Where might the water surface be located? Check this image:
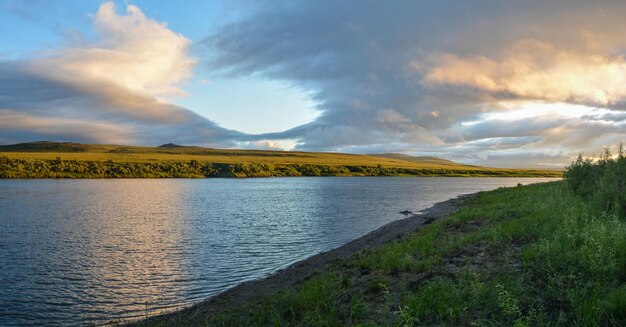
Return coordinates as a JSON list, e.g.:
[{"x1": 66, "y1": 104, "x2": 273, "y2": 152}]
[{"x1": 0, "y1": 177, "x2": 555, "y2": 325}]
